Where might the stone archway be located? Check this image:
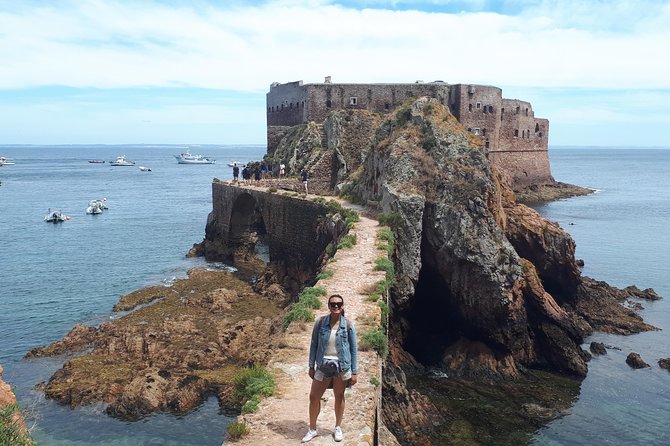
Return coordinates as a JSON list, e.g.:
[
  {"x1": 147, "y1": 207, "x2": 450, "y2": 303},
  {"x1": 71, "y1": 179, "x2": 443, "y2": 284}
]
[{"x1": 229, "y1": 193, "x2": 268, "y2": 263}]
